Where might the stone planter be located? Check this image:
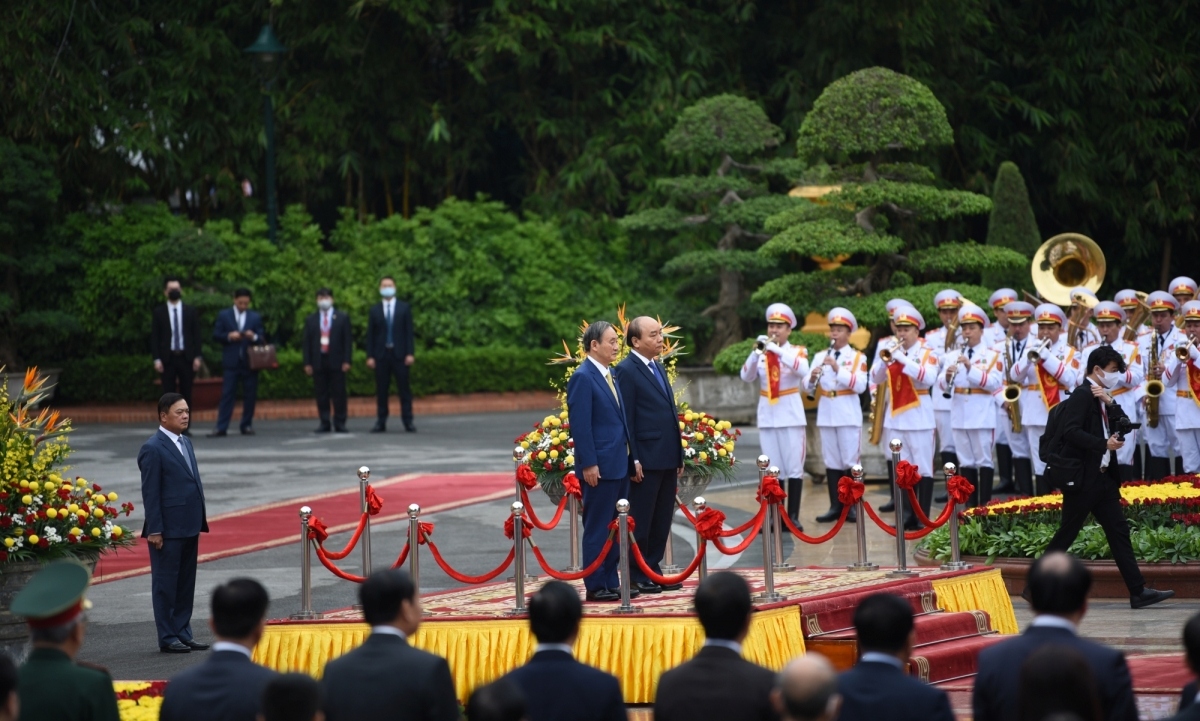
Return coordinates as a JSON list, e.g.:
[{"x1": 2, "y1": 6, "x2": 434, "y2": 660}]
[
  {"x1": 0, "y1": 560, "x2": 42, "y2": 660},
  {"x1": 677, "y1": 469, "x2": 713, "y2": 507},
  {"x1": 913, "y1": 546, "x2": 1200, "y2": 598},
  {"x1": 2, "y1": 368, "x2": 62, "y2": 407}
]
